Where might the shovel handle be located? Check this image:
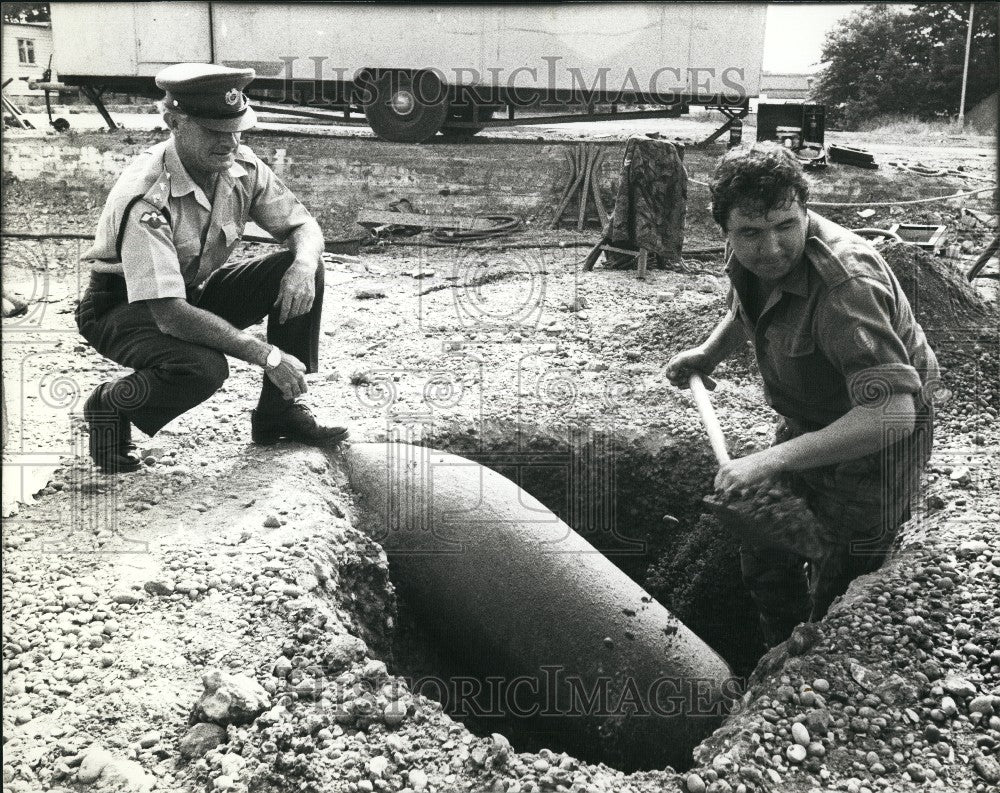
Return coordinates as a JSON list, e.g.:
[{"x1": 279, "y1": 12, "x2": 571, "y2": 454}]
[{"x1": 689, "y1": 373, "x2": 731, "y2": 465}]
